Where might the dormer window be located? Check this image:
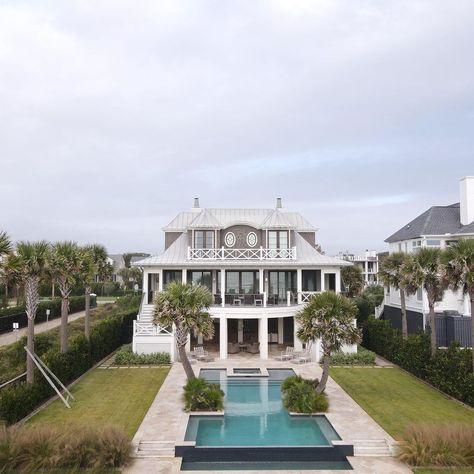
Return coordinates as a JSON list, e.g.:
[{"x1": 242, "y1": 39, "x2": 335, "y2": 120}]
[
  {"x1": 268, "y1": 230, "x2": 289, "y2": 249},
  {"x1": 195, "y1": 230, "x2": 214, "y2": 249}
]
